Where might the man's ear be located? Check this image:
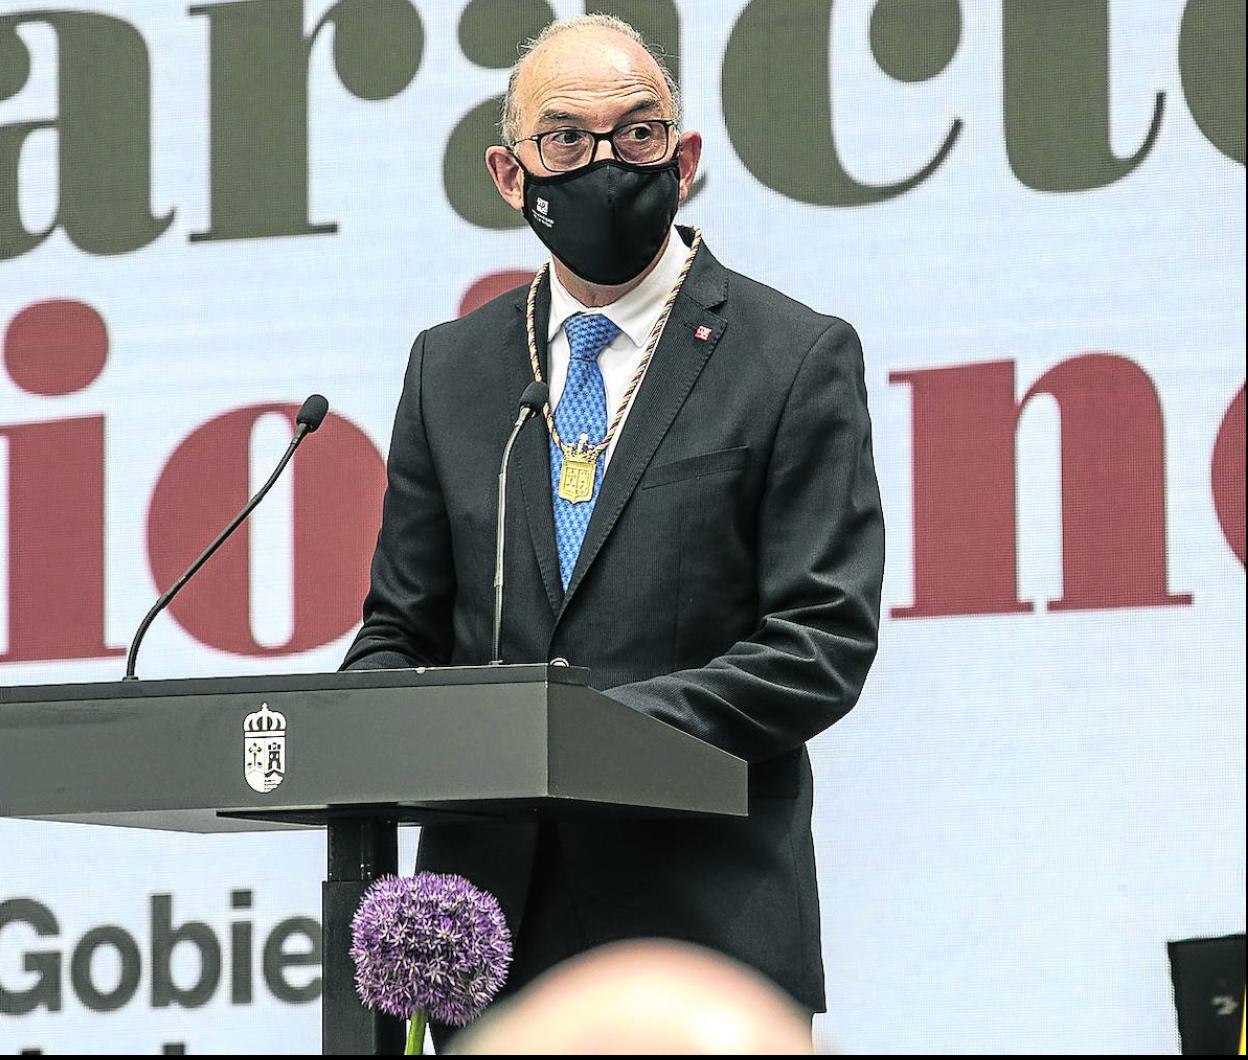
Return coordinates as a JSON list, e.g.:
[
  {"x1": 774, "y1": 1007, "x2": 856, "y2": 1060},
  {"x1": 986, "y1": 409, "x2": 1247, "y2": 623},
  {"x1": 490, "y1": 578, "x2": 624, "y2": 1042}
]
[
  {"x1": 675, "y1": 131, "x2": 702, "y2": 204},
  {"x1": 486, "y1": 146, "x2": 525, "y2": 212}
]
